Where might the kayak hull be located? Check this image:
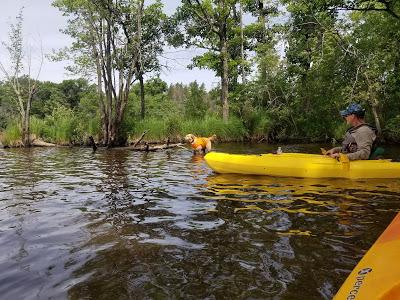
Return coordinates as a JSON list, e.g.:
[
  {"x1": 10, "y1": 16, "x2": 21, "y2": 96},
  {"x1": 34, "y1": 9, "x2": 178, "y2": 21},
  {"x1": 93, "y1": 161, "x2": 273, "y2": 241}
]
[
  {"x1": 204, "y1": 152, "x2": 400, "y2": 179},
  {"x1": 334, "y1": 213, "x2": 400, "y2": 299}
]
